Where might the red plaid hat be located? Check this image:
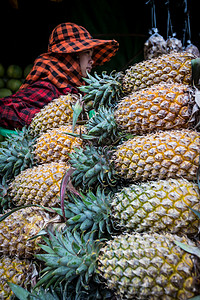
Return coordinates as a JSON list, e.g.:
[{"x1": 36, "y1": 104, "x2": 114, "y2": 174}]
[
  {"x1": 48, "y1": 22, "x2": 119, "y2": 66},
  {"x1": 20, "y1": 23, "x2": 119, "y2": 91}
]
